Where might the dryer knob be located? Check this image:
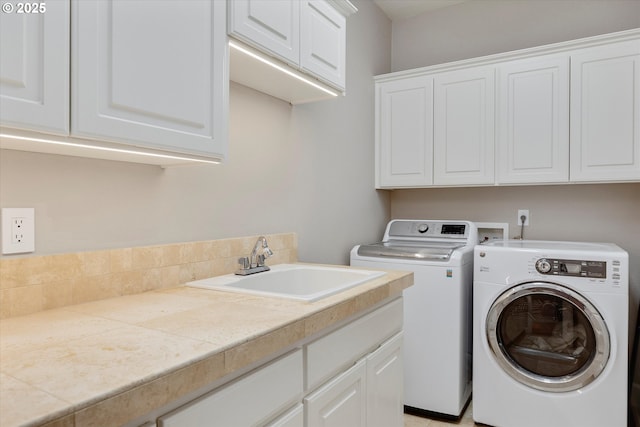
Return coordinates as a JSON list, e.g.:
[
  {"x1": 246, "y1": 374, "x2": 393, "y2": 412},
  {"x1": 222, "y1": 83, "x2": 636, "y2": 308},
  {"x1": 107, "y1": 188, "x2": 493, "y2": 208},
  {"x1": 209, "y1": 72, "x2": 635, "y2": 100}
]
[
  {"x1": 535, "y1": 259, "x2": 552, "y2": 274},
  {"x1": 417, "y1": 224, "x2": 429, "y2": 233}
]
